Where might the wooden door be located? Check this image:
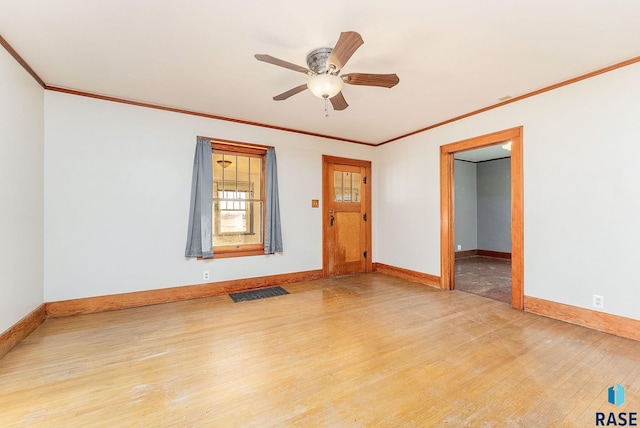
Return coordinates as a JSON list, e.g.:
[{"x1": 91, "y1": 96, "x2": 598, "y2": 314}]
[{"x1": 323, "y1": 156, "x2": 372, "y2": 277}]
